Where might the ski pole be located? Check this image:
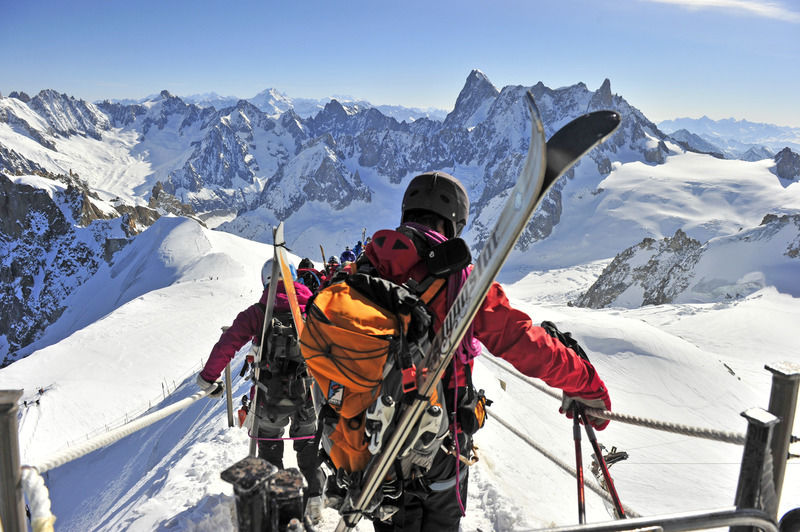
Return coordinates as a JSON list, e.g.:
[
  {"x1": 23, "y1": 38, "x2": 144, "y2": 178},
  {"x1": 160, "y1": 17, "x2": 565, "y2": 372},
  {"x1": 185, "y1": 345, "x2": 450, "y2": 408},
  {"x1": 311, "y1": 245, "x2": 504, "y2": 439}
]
[
  {"x1": 579, "y1": 408, "x2": 626, "y2": 519},
  {"x1": 573, "y1": 403, "x2": 586, "y2": 524}
]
